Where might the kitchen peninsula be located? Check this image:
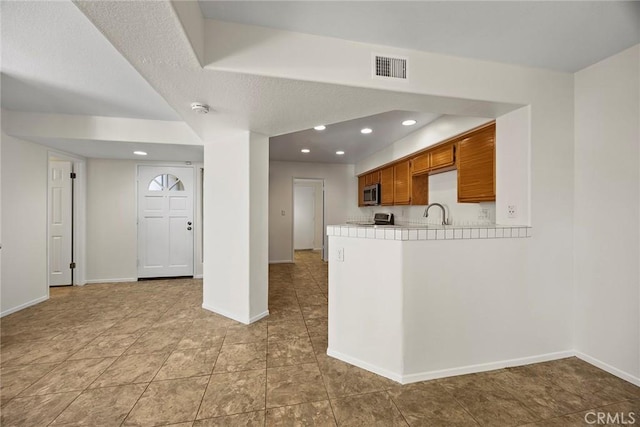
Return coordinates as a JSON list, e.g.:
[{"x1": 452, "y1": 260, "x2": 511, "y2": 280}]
[{"x1": 326, "y1": 223, "x2": 536, "y2": 385}]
